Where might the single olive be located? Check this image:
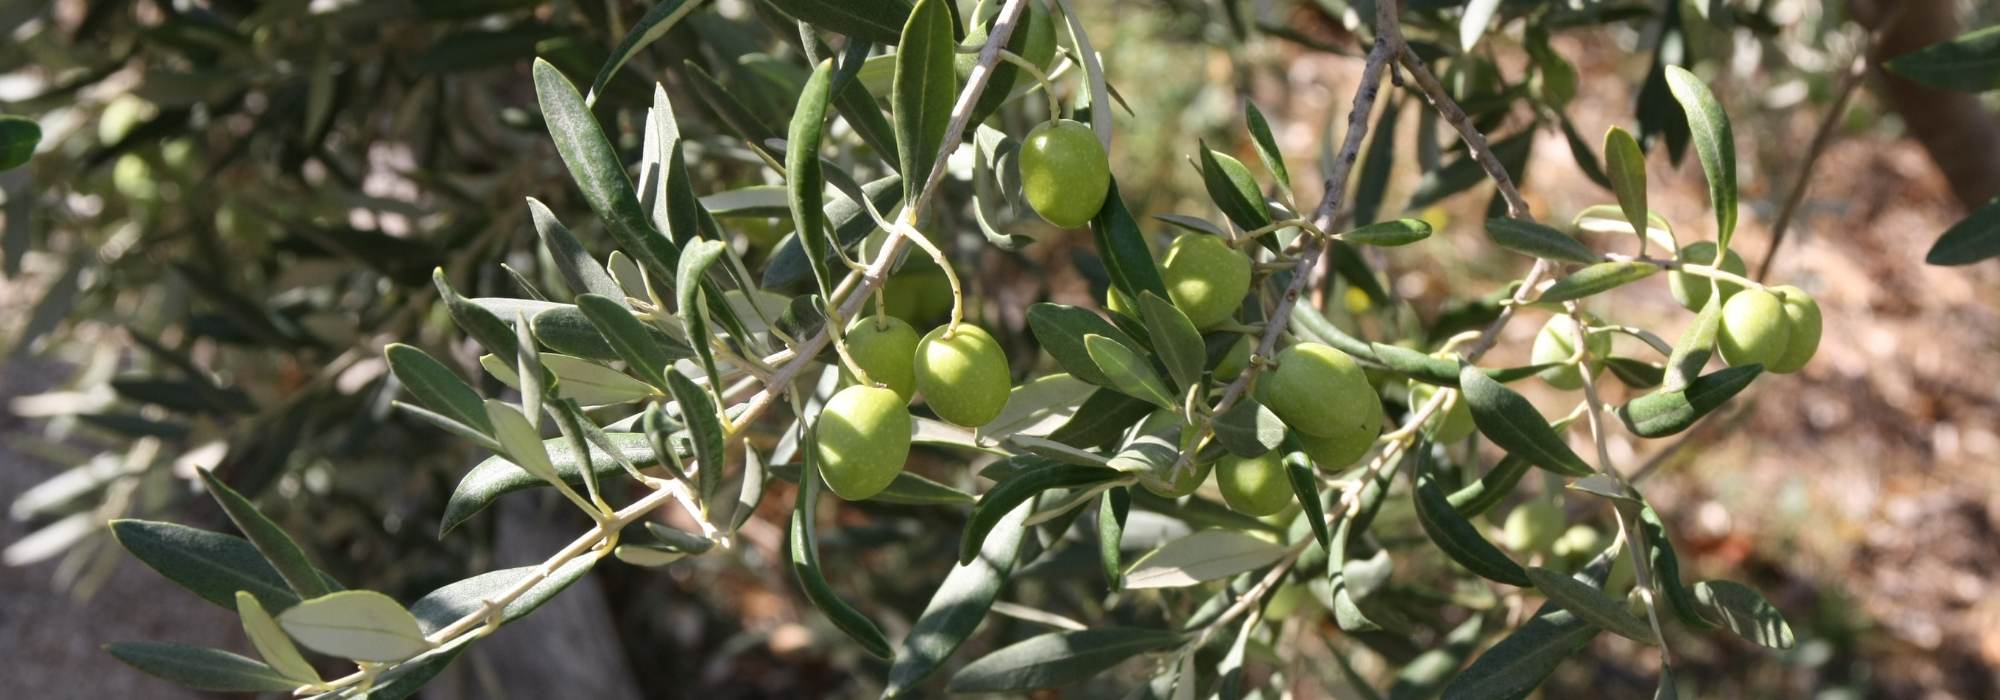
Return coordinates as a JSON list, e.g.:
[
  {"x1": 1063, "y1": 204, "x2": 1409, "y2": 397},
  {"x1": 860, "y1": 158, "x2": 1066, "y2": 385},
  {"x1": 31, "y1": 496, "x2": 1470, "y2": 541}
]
[
  {"x1": 1255, "y1": 343, "x2": 1383, "y2": 446},
  {"x1": 1767, "y1": 285, "x2": 1821, "y2": 374},
  {"x1": 1162, "y1": 234, "x2": 1252, "y2": 329},
  {"x1": 913, "y1": 323, "x2": 1012, "y2": 427},
  {"x1": 1551, "y1": 524, "x2": 1606, "y2": 564},
  {"x1": 815, "y1": 385, "x2": 914, "y2": 501},
  {"x1": 1501, "y1": 499, "x2": 1566, "y2": 554},
  {"x1": 1213, "y1": 335, "x2": 1253, "y2": 382},
  {"x1": 1408, "y1": 380, "x2": 1475, "y2": 443},
  {"x1": 1669, "y1": 241, "x2": 1748, "y2": 312},
  {"x1": 844, "y1": 315, "x2": 919, "y2": 400},
  {"x1": 1717, "y1": 288, "x2": 1791, "y2": 368},
  {"x1": 1217, "y1": 451, "x2": 1292, "y2": 516},
  {"x1": 1019, "y1": 119, "x2": 1111, "y2": 228},
  {"x1": 1531, "y1": 315, "x2": 1613, "y2": 390}
]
